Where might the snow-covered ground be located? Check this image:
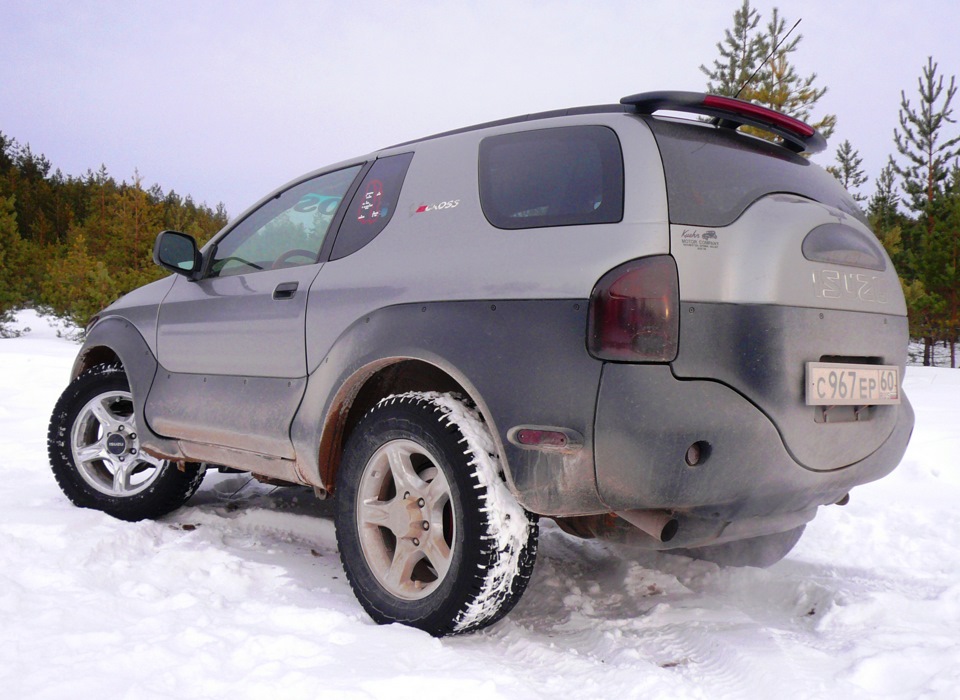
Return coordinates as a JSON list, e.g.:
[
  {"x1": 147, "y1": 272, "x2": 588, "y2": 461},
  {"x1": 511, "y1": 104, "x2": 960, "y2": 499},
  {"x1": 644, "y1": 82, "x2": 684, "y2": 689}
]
[{"x1": 2, "y1": 309, "x2": 959, "y2": 699}]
